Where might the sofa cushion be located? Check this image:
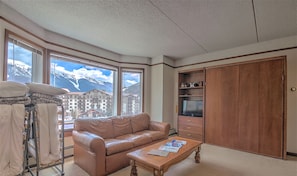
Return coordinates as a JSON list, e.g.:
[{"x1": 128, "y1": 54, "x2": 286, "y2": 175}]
[
  {"x1": 104, "y1": 139, "x2": 134, "y2": 155},
  {"x1": 134, "y1": 130, "x2": 166, "y2": 141},
  {"x1": 116, "y1": 134, "x2": 152, "y2": 147},
  {"x1": 112, "y1": 117, "x2": 132, "y2": 137},
  {"x1": 130, "y1": 113, "x2": 150, "y2": 133},
  {"x1": 74, "y1": 118, "x2": 114, "y2": 139}
]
